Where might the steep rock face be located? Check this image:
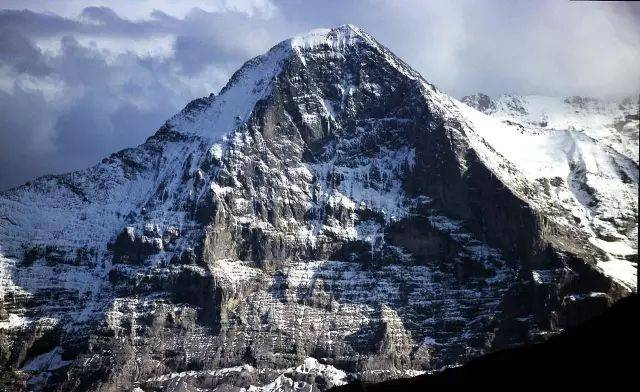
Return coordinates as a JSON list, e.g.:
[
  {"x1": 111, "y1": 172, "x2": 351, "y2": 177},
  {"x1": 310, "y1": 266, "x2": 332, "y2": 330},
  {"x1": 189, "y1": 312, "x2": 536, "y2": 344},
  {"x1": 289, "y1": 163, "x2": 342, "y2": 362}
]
[{"x1": 1, "y1": 25, "x2": 637, "y2": 391}]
